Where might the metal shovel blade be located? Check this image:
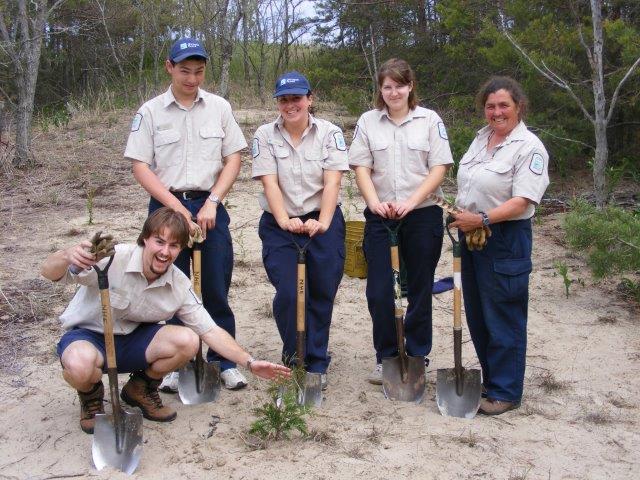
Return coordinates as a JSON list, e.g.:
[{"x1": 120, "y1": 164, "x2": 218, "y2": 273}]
[
  {"x1": 382, "y1": 355, "x2": 426, "y2": 403},
  {"x1": 298, "y1": 372, "x2": 323, "y2": 408},
  {"x1": 92, "y1": 409, "x2": 143, "y2": 474},
  {"x1": 435, "y1": 367, "x2": 482, "y2": 418},
  {"x1": 178, "y1": 360, "x2": 221, "y2": 405}
]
